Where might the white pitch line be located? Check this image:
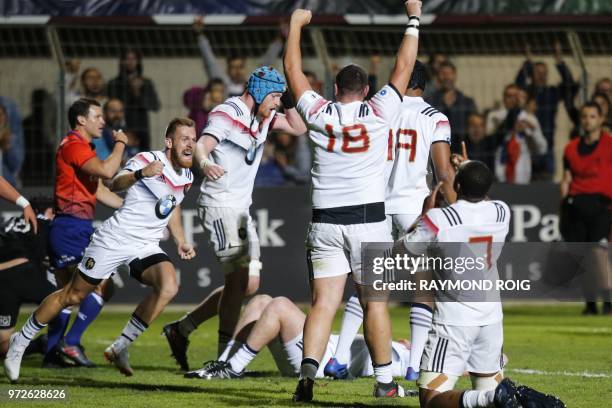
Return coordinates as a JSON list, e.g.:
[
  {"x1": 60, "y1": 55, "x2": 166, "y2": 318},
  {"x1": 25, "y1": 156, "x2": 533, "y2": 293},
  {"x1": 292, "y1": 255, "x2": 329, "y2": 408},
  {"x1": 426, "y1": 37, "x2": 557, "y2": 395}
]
[{"x1": 507, "y1": 368, "x2": 610, "y2": 378}]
